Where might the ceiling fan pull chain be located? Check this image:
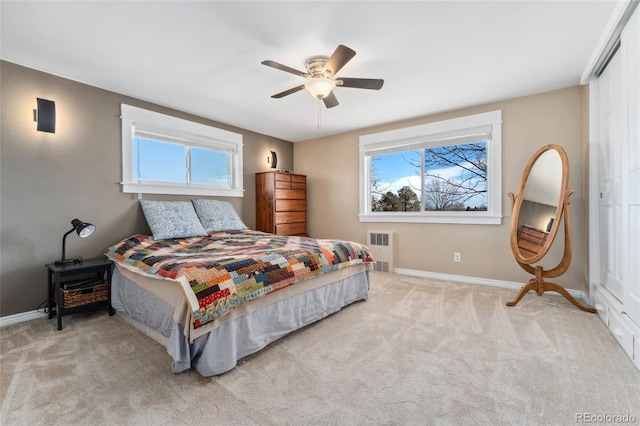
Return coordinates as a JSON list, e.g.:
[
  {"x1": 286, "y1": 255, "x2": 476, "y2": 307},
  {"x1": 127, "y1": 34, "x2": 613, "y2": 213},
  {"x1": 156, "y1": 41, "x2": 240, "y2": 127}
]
[{"x1": 317, "y1": 98, "x2": 322, "y2": 132}]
